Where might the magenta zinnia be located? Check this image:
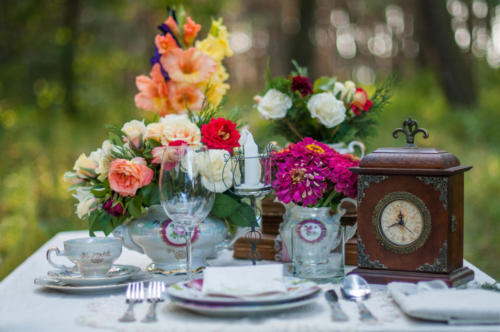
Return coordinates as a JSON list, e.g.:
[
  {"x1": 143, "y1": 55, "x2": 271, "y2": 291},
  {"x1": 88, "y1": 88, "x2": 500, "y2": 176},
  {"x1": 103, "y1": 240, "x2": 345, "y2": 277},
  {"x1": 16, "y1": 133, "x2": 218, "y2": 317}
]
[{"x1": 272, "y1": 137, "x2": 359, "y2": 207}]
